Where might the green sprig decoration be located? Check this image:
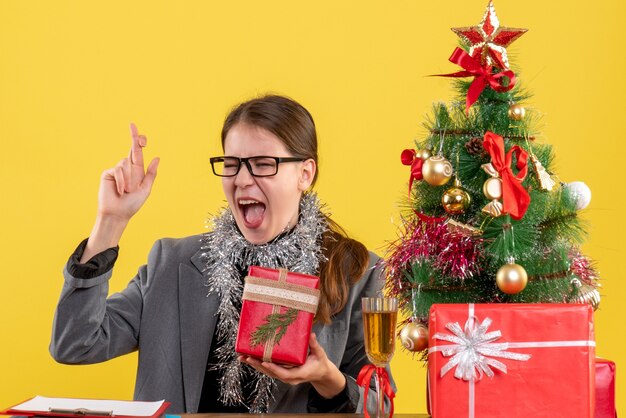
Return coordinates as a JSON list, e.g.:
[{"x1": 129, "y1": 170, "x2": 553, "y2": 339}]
[{"x1": 250, "y1": 308, "x2": 298, "y2": 348}]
